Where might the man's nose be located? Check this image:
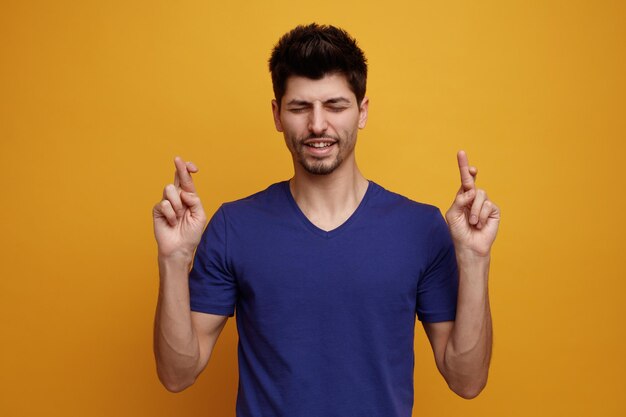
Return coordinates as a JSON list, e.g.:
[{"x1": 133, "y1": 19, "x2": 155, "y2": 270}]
[{"x1": 307, "y1": 105, "x2": 328, "y2": 135}]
